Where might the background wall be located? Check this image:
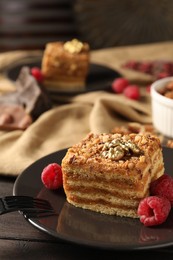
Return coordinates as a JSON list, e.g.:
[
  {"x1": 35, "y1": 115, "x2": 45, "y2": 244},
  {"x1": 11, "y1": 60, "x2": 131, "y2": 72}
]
[
  {"x1": 74, "y1": 0, "x2": 173, "y2": 49},
  {"x1": 1, "y1": 0, "x2": 173, "y2": 51}
]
